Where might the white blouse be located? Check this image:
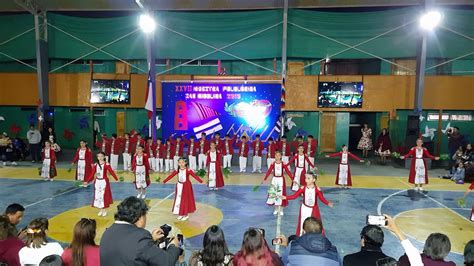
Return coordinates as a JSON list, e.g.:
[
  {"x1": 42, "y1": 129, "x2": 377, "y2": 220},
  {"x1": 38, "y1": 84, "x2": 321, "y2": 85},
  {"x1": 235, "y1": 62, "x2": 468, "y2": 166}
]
[{"x1": 19, "y1": 242, "x2": 64, "y2": 265}]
